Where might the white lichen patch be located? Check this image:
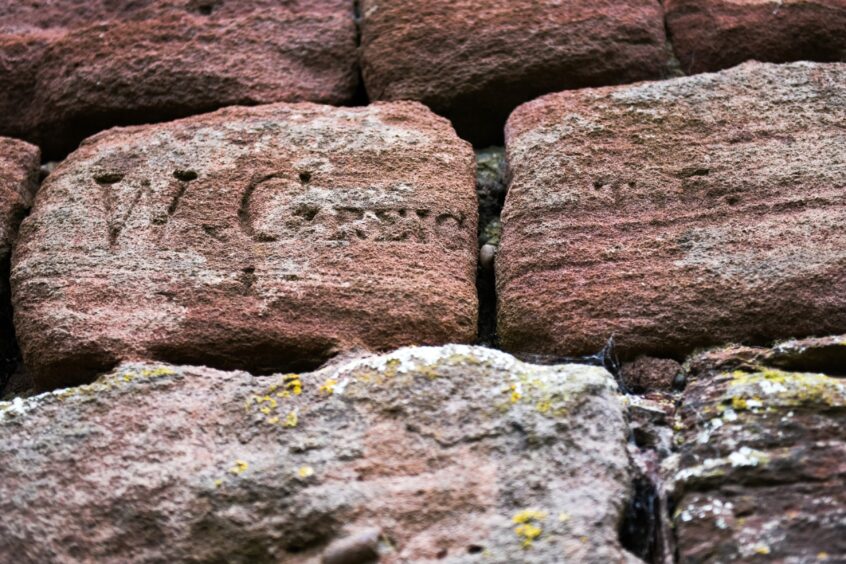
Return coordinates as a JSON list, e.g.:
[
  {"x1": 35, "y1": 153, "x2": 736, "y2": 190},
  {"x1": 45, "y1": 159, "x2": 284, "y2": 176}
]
[
  {"x1": 0, "y1": 363, "x2": 179, "y2": 422},
  {"x1": 673, "y1": 447, "x2": 770, "y2": 486},
  {"x1": 323, "y1": 345, "x2": 618, "y2": 415}
]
